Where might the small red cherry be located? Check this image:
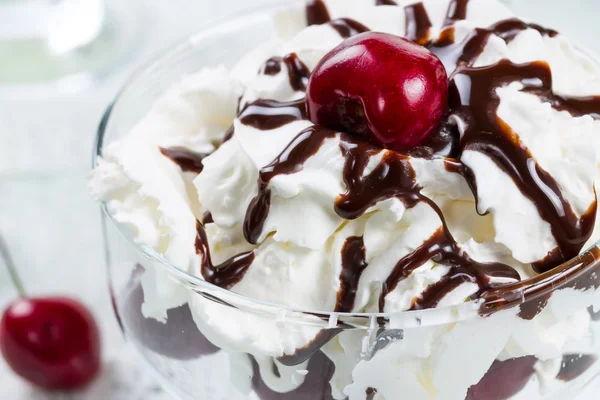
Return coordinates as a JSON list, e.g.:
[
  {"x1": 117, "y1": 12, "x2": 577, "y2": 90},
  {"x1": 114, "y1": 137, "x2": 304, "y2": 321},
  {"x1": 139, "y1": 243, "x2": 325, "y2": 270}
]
[
  {"x1": 0, "y1": 236, "x2": 101, "y2": 391},
  {"x1": 306, "y1": 32, "x2": 448, "y2": 150},
  {"x1": 1, "y1": 298, "x2": 101, "y2": 390}
]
